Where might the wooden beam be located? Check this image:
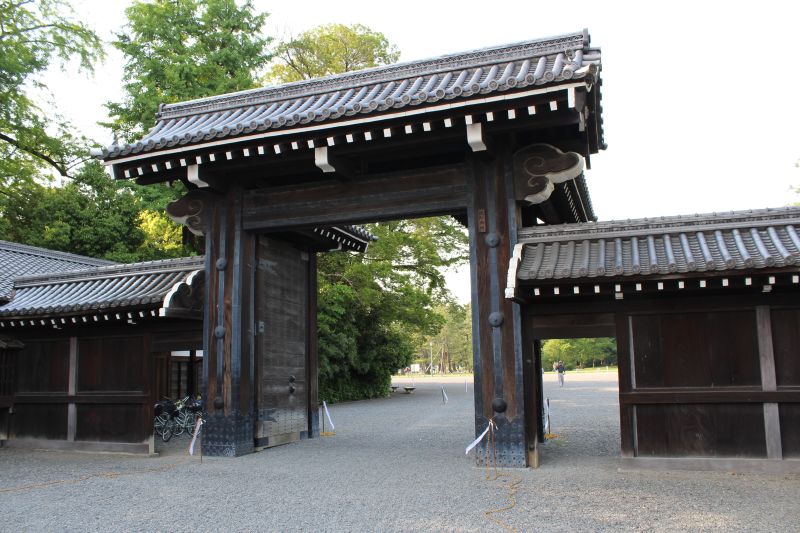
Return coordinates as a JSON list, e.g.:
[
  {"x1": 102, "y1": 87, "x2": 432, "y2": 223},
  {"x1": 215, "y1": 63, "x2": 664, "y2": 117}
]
[
  {"x1": 531, "y1": 313, "x2": 616, "y2": 339},
  {"x1": 67, "y1": 336, "x2": 77, "y2": 442},
  {"x1": 242, "y1": 166, "x2": 468, "y2": 230},
  {"x1": 756, "y1": 305, "x2": 783, "y2": 459},
  {"x1": 619, "y1": 389, "x2": 800, "y2": 404}
]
